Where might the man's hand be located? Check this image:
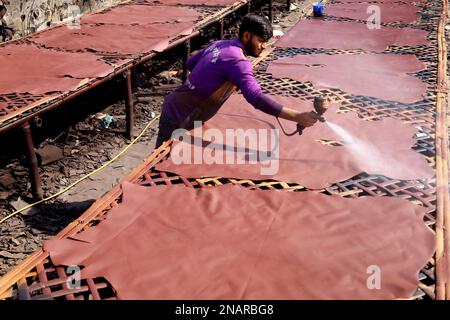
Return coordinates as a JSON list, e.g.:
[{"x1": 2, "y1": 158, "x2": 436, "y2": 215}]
[
  {"x1": 278, "y1": 107, "x2": 324, "y2": 128},
  {"x1": 295, "y1": 111, "x2": 323, "y2": 127}
]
